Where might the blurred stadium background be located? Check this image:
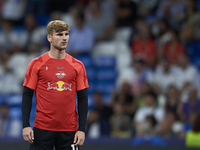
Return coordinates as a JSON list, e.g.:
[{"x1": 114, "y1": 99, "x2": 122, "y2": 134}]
[{"x1": 1, "y1": 0, "x2": 200, "y2": 149}]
